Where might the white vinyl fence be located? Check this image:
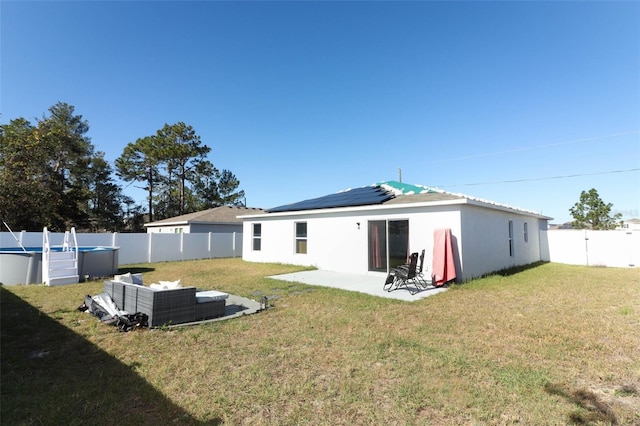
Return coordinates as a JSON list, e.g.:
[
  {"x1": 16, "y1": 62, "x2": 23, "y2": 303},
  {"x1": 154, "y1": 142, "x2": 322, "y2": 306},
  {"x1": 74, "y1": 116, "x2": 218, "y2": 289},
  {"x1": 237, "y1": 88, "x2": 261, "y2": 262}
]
[
  {"x1": 544, "y1": 230, "x2": 639, "y2": 268},
  {"x1": 0, "y1": 231, "x2": 243, "y2": 266},
  {"x1": 1, "y1": 229, "x2": 637, "y2": 269}
]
